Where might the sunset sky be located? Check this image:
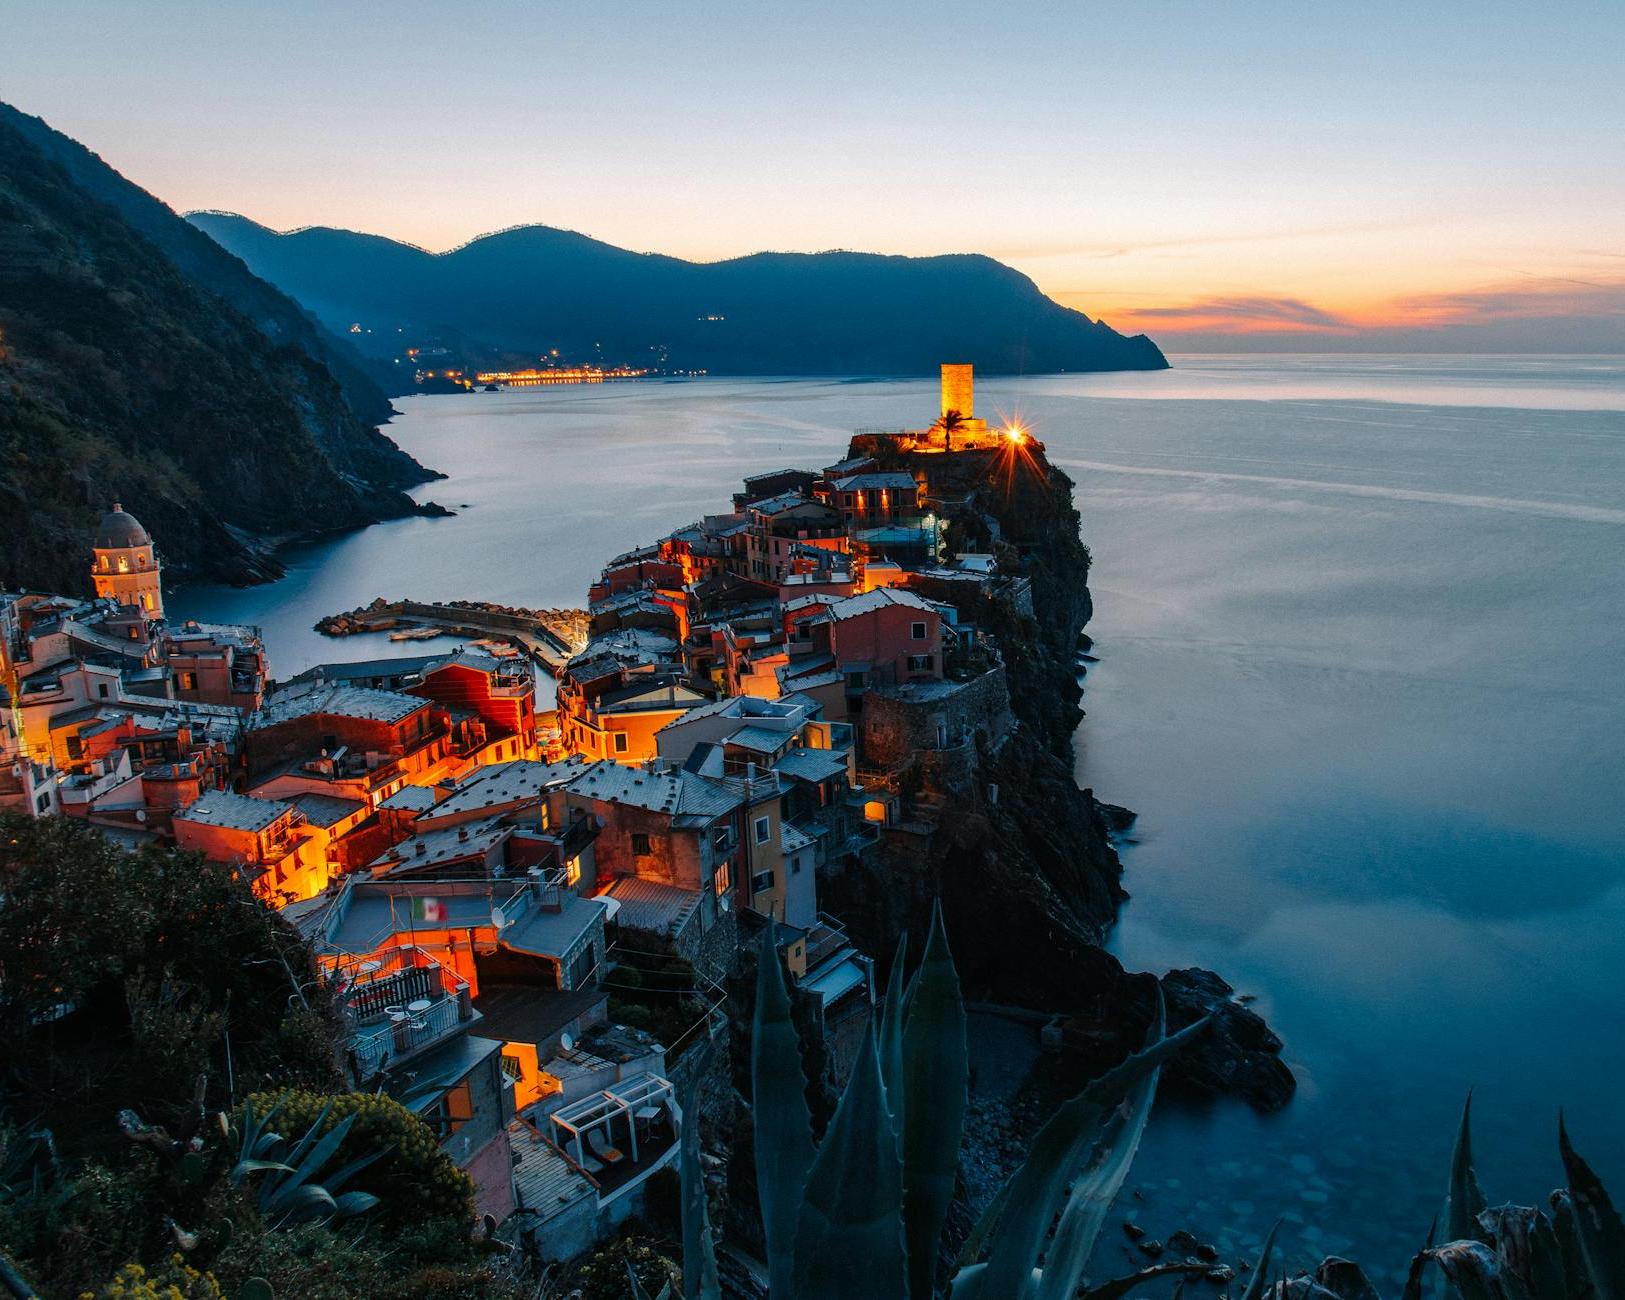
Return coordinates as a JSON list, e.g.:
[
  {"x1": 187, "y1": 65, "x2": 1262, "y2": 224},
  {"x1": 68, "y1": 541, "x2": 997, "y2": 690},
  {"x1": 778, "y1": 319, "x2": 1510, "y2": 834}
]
[{"x1": 6, "y1": 0, "x2": 1622, "y2": 350}]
